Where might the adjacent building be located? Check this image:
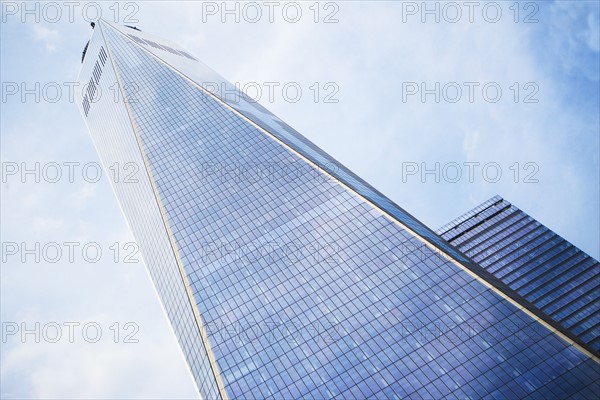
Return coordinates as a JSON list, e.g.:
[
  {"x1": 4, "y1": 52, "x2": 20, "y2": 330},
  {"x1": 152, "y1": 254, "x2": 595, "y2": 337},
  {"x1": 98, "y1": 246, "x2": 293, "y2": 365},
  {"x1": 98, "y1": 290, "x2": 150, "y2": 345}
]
[
  {"x1": 77, "y1": 21, "x2": 599, "y2": 399},
  {"x1": 437, "y1": 195, "x2": 600, "y2": 355}
]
